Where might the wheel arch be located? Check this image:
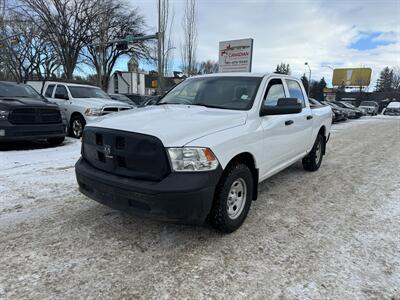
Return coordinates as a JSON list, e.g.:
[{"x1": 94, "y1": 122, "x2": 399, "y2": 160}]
[
  {"x1": 318, "y1": 125, "x2": 327, "y2": 155},
  {"x1": 70, "y1": 111, "x2": 85, "y2": 124},
  {"x1": 223, "y1": 152, "x2": 259, "y2": 200}
]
